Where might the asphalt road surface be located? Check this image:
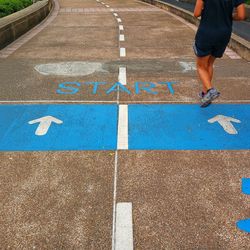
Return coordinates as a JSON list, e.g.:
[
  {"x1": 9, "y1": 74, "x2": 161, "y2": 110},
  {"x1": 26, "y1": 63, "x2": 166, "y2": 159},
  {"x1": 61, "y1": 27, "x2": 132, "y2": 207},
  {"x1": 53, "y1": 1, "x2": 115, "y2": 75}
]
[{"x1": 0, "y1": 0, "x2": 250, "y2": 249}]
